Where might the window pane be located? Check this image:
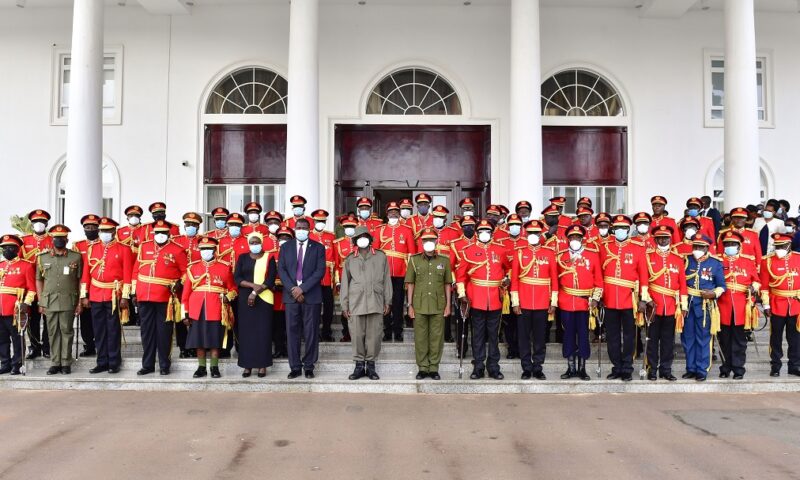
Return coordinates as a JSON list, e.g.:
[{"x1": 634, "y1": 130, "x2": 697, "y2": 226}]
[
  {"x1": 711, "y1": 109, "x2": 723, "y2": 119},
  {"x1": 578, "y1": 186, "x2": 601, "y2": 212},
  {"x1": 603, "y1": 187, "x2": 626, "y2": 214},
  {"x1": 104, "y1": 56, "x2": 115, "y2": 66},
  {"x1": 102, "y1": 198, "x2": 113, "y2": 218},
  {"x1": 711, "y1": 59, "x2": 724, "y2": 68},
  {"x1": 756, "y1": 73, "x2": 763, "y2": 108},
  {"x1": 102, "y1": 69, "x2": 115, "y2": 106},
  {"x1": 711, "y1": 72, "x2": 724, "y2": 107},
  {"x1": 227, "y1": 185, "x2": 245, "y2": 213},
  {"x1": 206, "y1": 186, "x2": 226, "y2": 212},
  {"x1": 551, "y1": 186, "x2": 578, "y2": 214},
  {"x1": 758, "y1": 110, "x2": 765, "y2": 121}
]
